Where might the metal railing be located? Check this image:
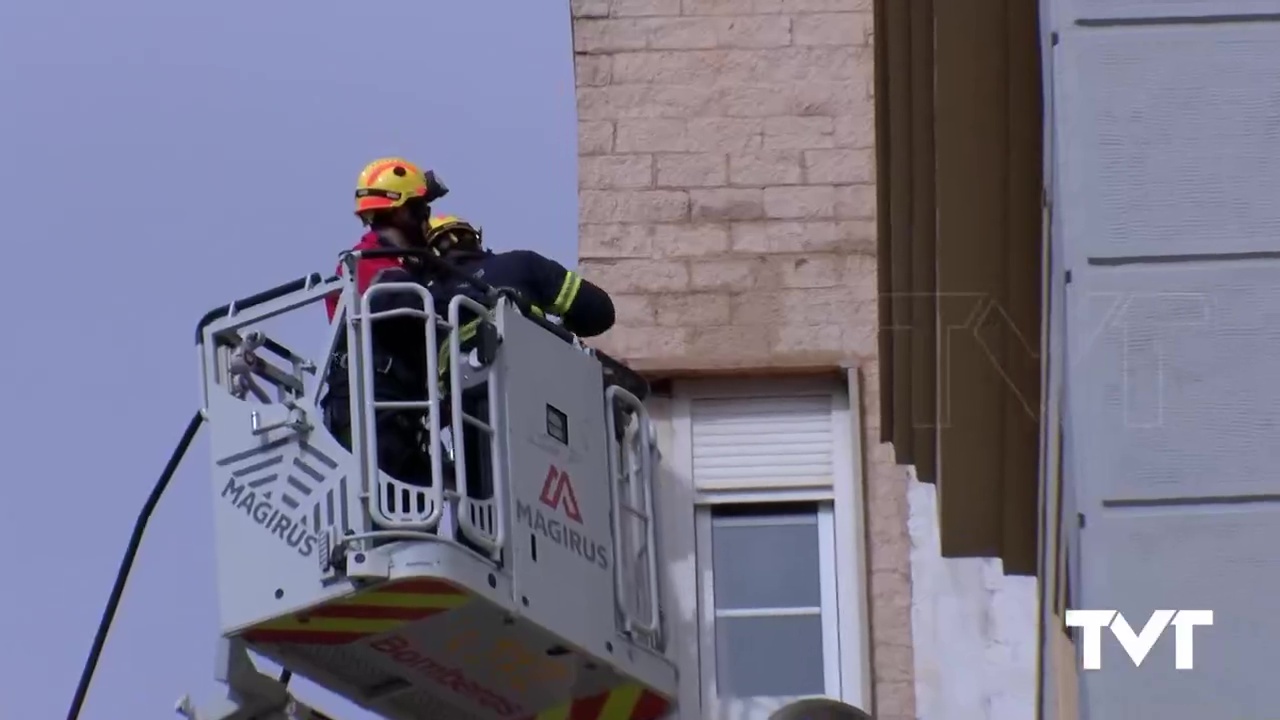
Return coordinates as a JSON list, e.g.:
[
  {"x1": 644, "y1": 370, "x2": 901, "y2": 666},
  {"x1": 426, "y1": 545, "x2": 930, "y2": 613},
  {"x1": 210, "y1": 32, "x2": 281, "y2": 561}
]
[
  {"x1": 606, "y1": 385, "x2": 662, "y2": 647},
  {"x1": 447, "y1": 294, "x2": 506, "y2": 559},
  {"x1": 349, "y1": 276, "x2": 446, "y2": 531}
]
